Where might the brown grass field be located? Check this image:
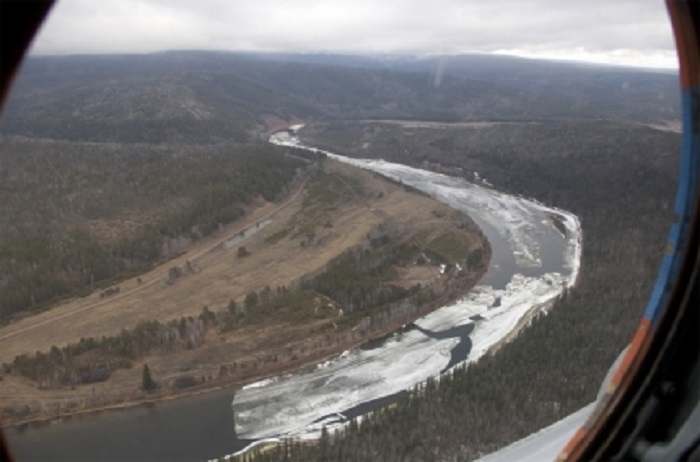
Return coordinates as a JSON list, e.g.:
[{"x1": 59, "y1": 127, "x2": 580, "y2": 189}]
[{"x1": 0, "y1": 159, "x2": 488, "y2": 426}]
